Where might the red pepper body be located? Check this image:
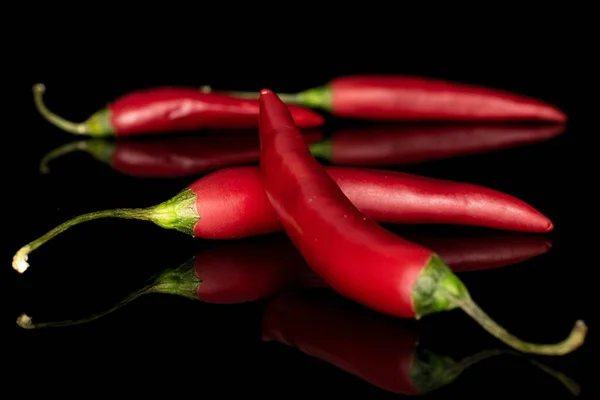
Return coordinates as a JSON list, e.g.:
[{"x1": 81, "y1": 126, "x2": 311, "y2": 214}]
[
  {"x1": 262, "y1": 290, "x2": 421, "y2": 395},
  {"x1": 194, "y1": 236, "x2": 323, "y2": 304},
  {"x1": 330, "y1": 76, "x2": 567, "y2": 123},
  {"x1": 110, "y1": 130, "x2": 323, "y2": 177},
  {"x1": 259, "y1": 89, "x2": 434, "y2": 318},
  {"x1": 109, "y1": 87, "x2": 324, "y2": 136},
  {"x1": 188, "y1": 166, "x2": 552, "y2": 240},
  {"x1": 404, "y1": 234, "x2": 552, "y2": 273},
  {"x1": 325, "y1": 124, "x2": 564, "y2": 166}
]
